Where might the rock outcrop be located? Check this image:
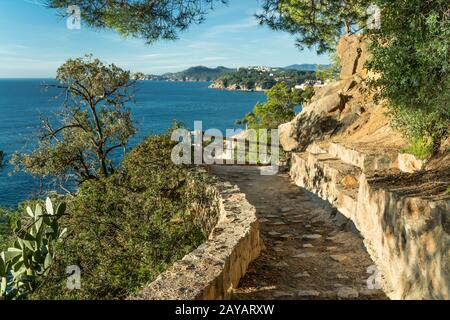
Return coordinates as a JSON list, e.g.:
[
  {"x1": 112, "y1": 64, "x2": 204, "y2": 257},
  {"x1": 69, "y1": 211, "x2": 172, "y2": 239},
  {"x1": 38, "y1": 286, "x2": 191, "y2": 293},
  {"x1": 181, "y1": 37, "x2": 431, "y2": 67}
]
[
  {"x1": 279, "y1": 35, "x2": 377, "y2": 153},
  {"x1": 336, "y1": 34, "x2": 368, "y2": 79},
  {"x1": 280, "y1": 34, "x2": 450, "y2": 300}
]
